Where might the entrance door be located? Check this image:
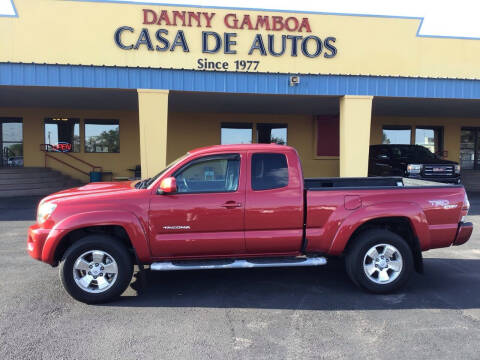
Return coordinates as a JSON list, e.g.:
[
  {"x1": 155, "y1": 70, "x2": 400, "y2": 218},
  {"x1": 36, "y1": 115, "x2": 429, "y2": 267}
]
[
  {"x1": 460, "y1": 128, "x2": 480, "y2": 170},
  {"x1": 1, "y1": 118, "x2": 23, "y2": 167}
]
